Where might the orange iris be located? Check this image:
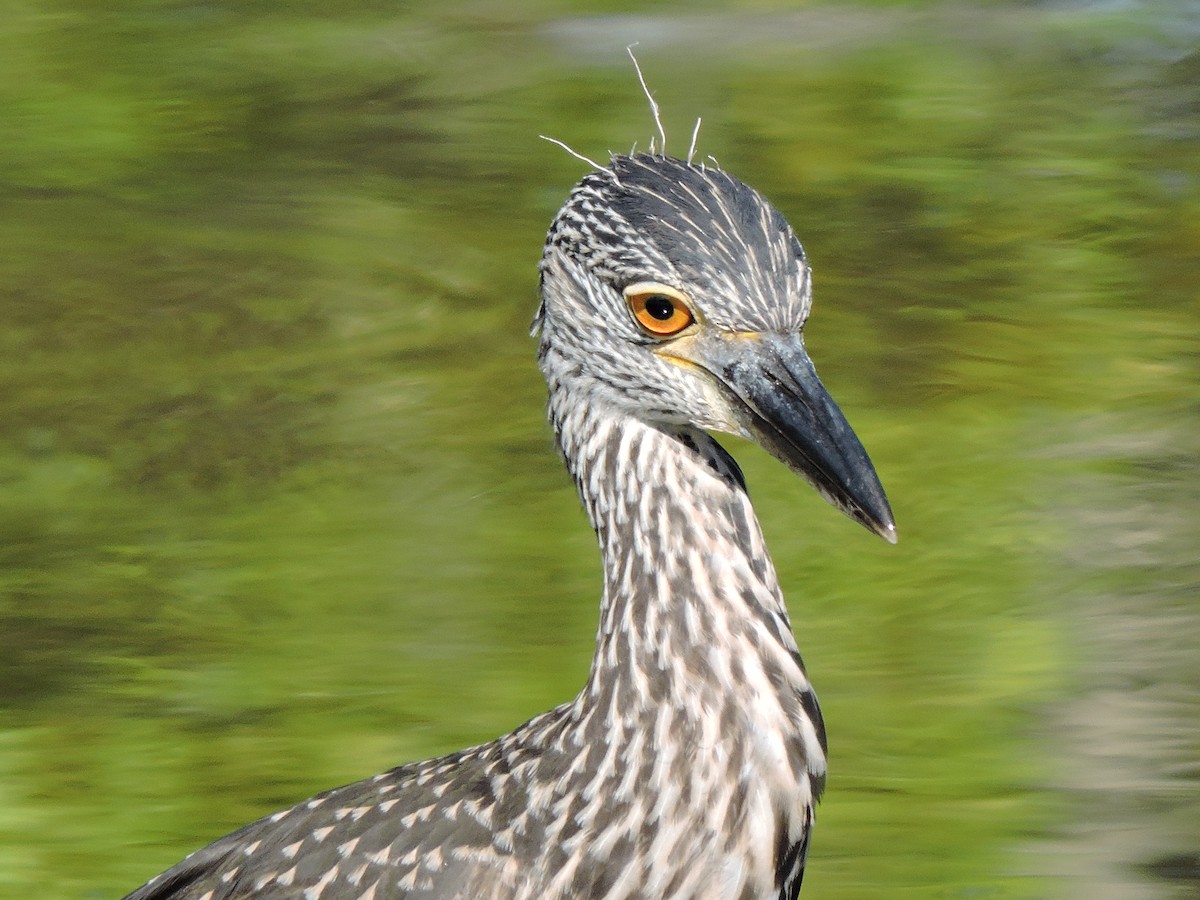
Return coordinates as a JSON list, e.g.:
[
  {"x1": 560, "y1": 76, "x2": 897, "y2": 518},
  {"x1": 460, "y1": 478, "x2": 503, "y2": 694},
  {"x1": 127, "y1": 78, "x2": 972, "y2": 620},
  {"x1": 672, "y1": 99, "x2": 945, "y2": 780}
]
[{"x1": 625, "y1": 284, "x2": 695, "y2": 337}]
